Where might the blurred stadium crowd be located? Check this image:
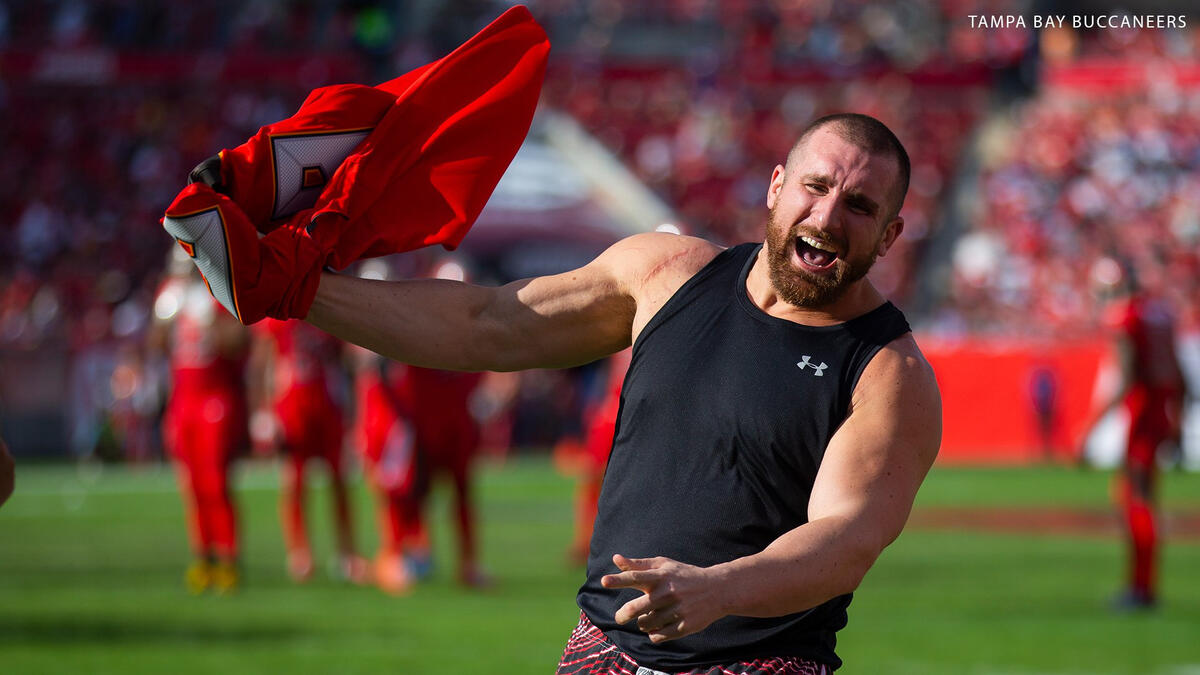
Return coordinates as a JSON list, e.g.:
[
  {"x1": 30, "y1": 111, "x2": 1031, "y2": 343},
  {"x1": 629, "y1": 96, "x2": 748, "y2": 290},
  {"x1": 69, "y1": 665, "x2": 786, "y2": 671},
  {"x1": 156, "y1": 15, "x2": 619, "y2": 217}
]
[{"x1": 0, "y1": 0, "x2": 1197, "y2": 462}]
